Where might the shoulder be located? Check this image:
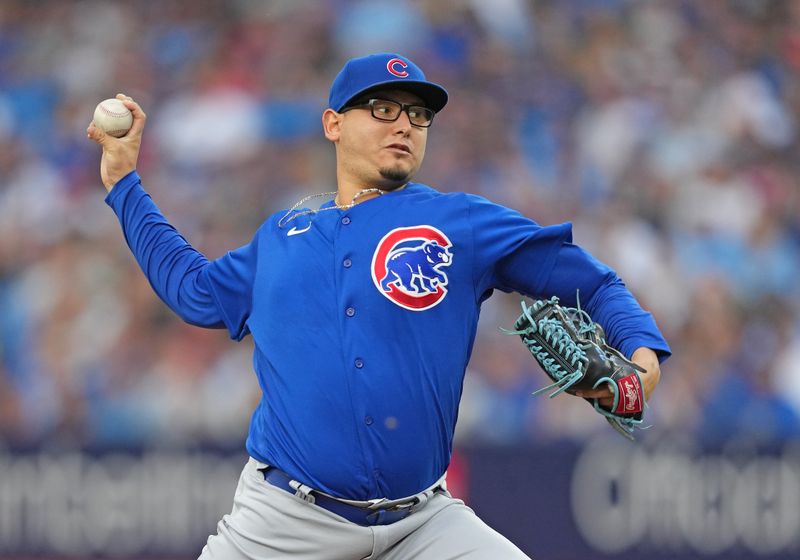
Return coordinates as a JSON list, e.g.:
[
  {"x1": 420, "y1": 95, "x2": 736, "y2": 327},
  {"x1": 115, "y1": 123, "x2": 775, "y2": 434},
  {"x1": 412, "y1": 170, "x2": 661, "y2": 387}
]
[
  {"x1": 399, "y1": 184, "x2": 533, "y2": 228},
  {"x1": 401, "y1": 183, "x2": 485, "y2": 207},
  {"x1": 407, "y1": 184, "x2": 511, "y2": 207}
]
